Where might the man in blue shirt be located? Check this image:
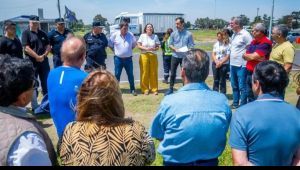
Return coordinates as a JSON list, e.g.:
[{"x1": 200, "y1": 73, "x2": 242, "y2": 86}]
[
  {"x1": 47, "y1": 37, "x2": 87, "y2": 139},
  {"x1": 84, "y1": 21, "x2": 108, "y2": 72},
  {"x1": 165, "y1": 17, "x2": 194, "y2": 96},
  {"x1": 150, "y1": 49, "x2": 232, "y2": 166},
  {"x1": 229, "y1": 60, "x2": 300, "y2": 166},
  {"x1": 48, "y1": 18, "x2": 73, "y2": 68}
]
